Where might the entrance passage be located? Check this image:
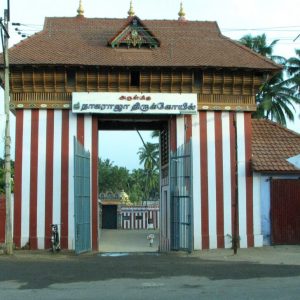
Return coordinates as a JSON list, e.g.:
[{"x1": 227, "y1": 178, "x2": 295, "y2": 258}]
[
  {"x1": 102, "y1": 205, "x2": 117, "y2": 229},
  {"x1": 98, "y1": 115, "x2": 167, "y2": 253},
  {"x1": 100, "y1": 229, "x2": 159, "y2": 252}
]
